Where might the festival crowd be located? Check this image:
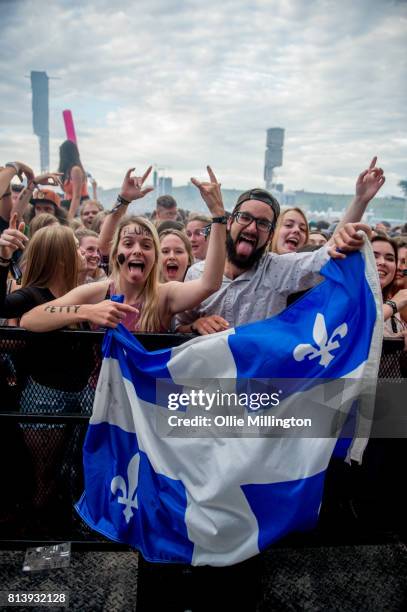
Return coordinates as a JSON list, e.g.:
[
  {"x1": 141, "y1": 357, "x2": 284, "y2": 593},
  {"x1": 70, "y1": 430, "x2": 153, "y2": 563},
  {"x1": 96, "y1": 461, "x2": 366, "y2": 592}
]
[{"x1": 0, "y1": 142, "x2": 406, "y2": 342}]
